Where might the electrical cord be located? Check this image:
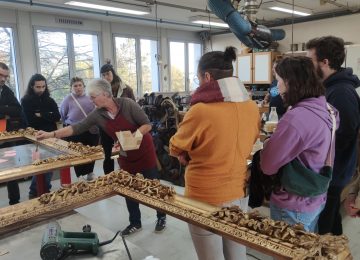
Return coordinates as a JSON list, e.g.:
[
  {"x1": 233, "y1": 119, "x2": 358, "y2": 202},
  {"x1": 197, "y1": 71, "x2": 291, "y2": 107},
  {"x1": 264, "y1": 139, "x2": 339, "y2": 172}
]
[
  {"x1": 98, "y1": 230, "x2": 132, "y2": 260},
  {"x1": 246, "y1": 252, "x2": 262, "y2": 260}
]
